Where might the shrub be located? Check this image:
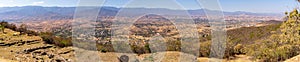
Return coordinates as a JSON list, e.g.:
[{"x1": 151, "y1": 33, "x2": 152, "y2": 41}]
[
  {"x1": 131, "y1": 43, "x2": 151, "y2": 54},
  {"x1": 96, "y1": 42, "x2": 115, "y2": 52},
  {"x1": 0, "y1": 22, "x2": 38, "y2": 36},
  {"x1": 245, "y1": 40, "x2": 300, "y2": 61},
  {"x1": 166, "y1": 38, "x2": 181, "y2": 51},
  {"x1": 39, "y1": 32, "x2": 54, "y2": 44},
  {"x1": 25, "y1": 30, "x2": 39, "y2": 36},
  {"x1": 0, "y1": 21, "x2": 17, "y2": 31},
  {"x1": 17, "y1": 24, "x2": 27, "y2": 35},
  {"x1": 0, "y1": 25, "x2": 4, "y2": 33},
  {"x1": 52, "y1": 36, "x2": 72, "y2": 47},
  {"x1": 199, "y1": 41, "x2": 211, "y2": 57},
  {"x1": 39, "y1": 32, "x2": 72, "y2": 47}
]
